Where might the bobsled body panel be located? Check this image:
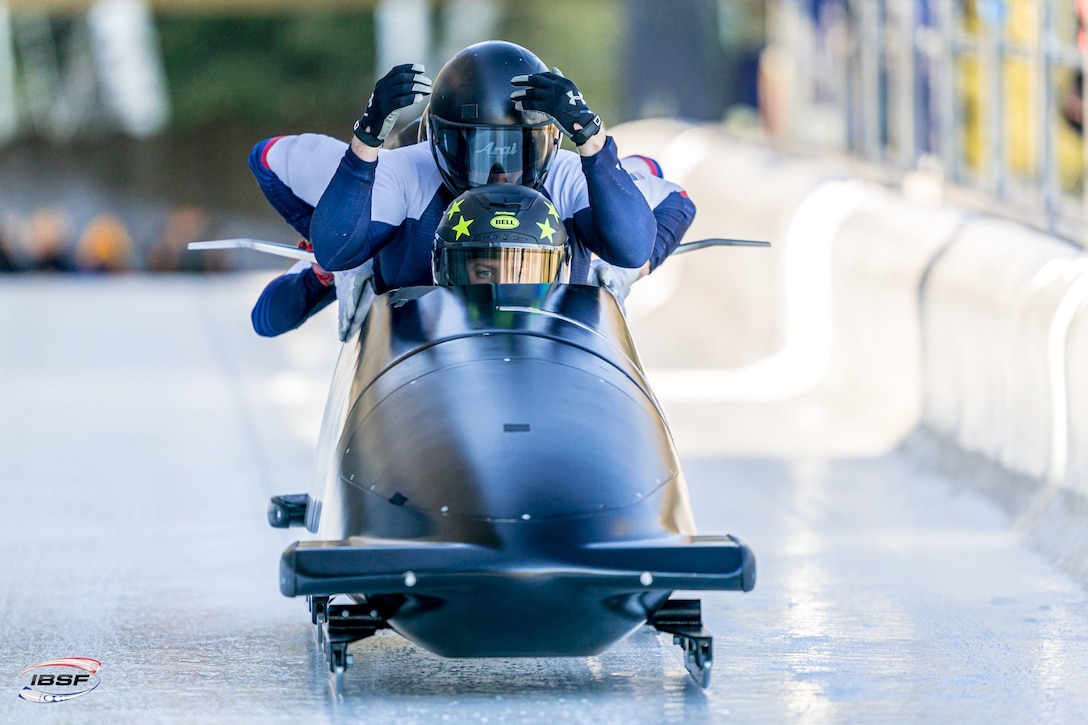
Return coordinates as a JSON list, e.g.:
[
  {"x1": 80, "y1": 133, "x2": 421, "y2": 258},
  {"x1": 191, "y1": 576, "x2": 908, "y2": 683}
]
[
  {"x1": 314, "y1": 284, "x2": 691, "y2": 542},
  {"x1": 340, "y1": 345, "x2": 676, "y2": 526}
]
